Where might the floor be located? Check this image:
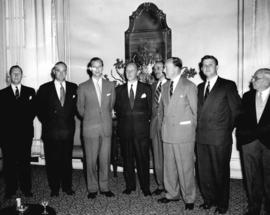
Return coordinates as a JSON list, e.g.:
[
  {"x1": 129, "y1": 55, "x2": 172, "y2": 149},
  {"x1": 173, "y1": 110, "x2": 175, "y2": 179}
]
[{"x1": 0, "y1": 166, "x2": 248, "y2": 215}]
